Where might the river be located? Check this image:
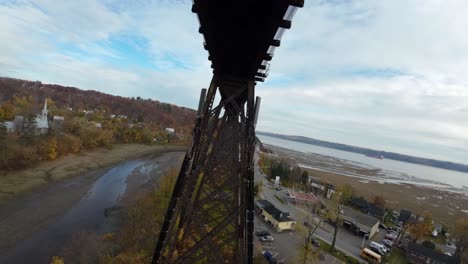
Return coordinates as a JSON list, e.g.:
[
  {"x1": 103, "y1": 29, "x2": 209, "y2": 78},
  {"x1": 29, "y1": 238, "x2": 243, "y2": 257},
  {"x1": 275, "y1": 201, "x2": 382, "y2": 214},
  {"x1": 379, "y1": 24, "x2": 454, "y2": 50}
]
[
  {"x1": 0, "y1": 151, "x2": 183, "y2": 264},
  {"x1": 258, "y1": 134, "x2": 468, "y2": 194}
]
